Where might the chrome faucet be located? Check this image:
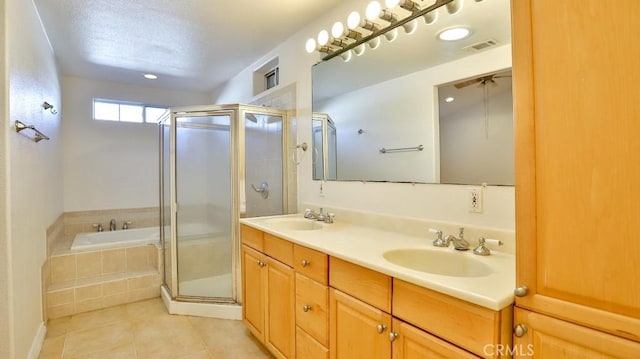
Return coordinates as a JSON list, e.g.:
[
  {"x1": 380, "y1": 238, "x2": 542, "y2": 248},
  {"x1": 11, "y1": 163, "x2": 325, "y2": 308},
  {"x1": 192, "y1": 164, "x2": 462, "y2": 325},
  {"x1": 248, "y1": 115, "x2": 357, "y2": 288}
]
[
  {"x1": 92, "y1": 223, "x2": 104, "y2": 232},
  {"x1": 109, "y1": 219, "x2": 116, "y2": 231},
  {"x1": 304, "y1": 208, "x2": 335, "y2": 223},
  {"x1": 444, "y1": 227, "x2": 470, "y2": 251}
]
